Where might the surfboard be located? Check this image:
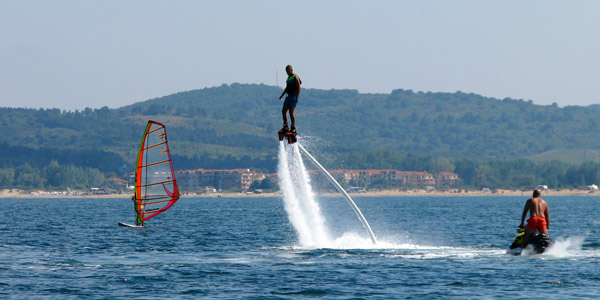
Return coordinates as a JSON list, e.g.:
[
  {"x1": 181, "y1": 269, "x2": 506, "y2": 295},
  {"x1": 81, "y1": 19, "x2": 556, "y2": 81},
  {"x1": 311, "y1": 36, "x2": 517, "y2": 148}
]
[{"x1": 118, "y1": 222, "x2": 146, "y2": 228}]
